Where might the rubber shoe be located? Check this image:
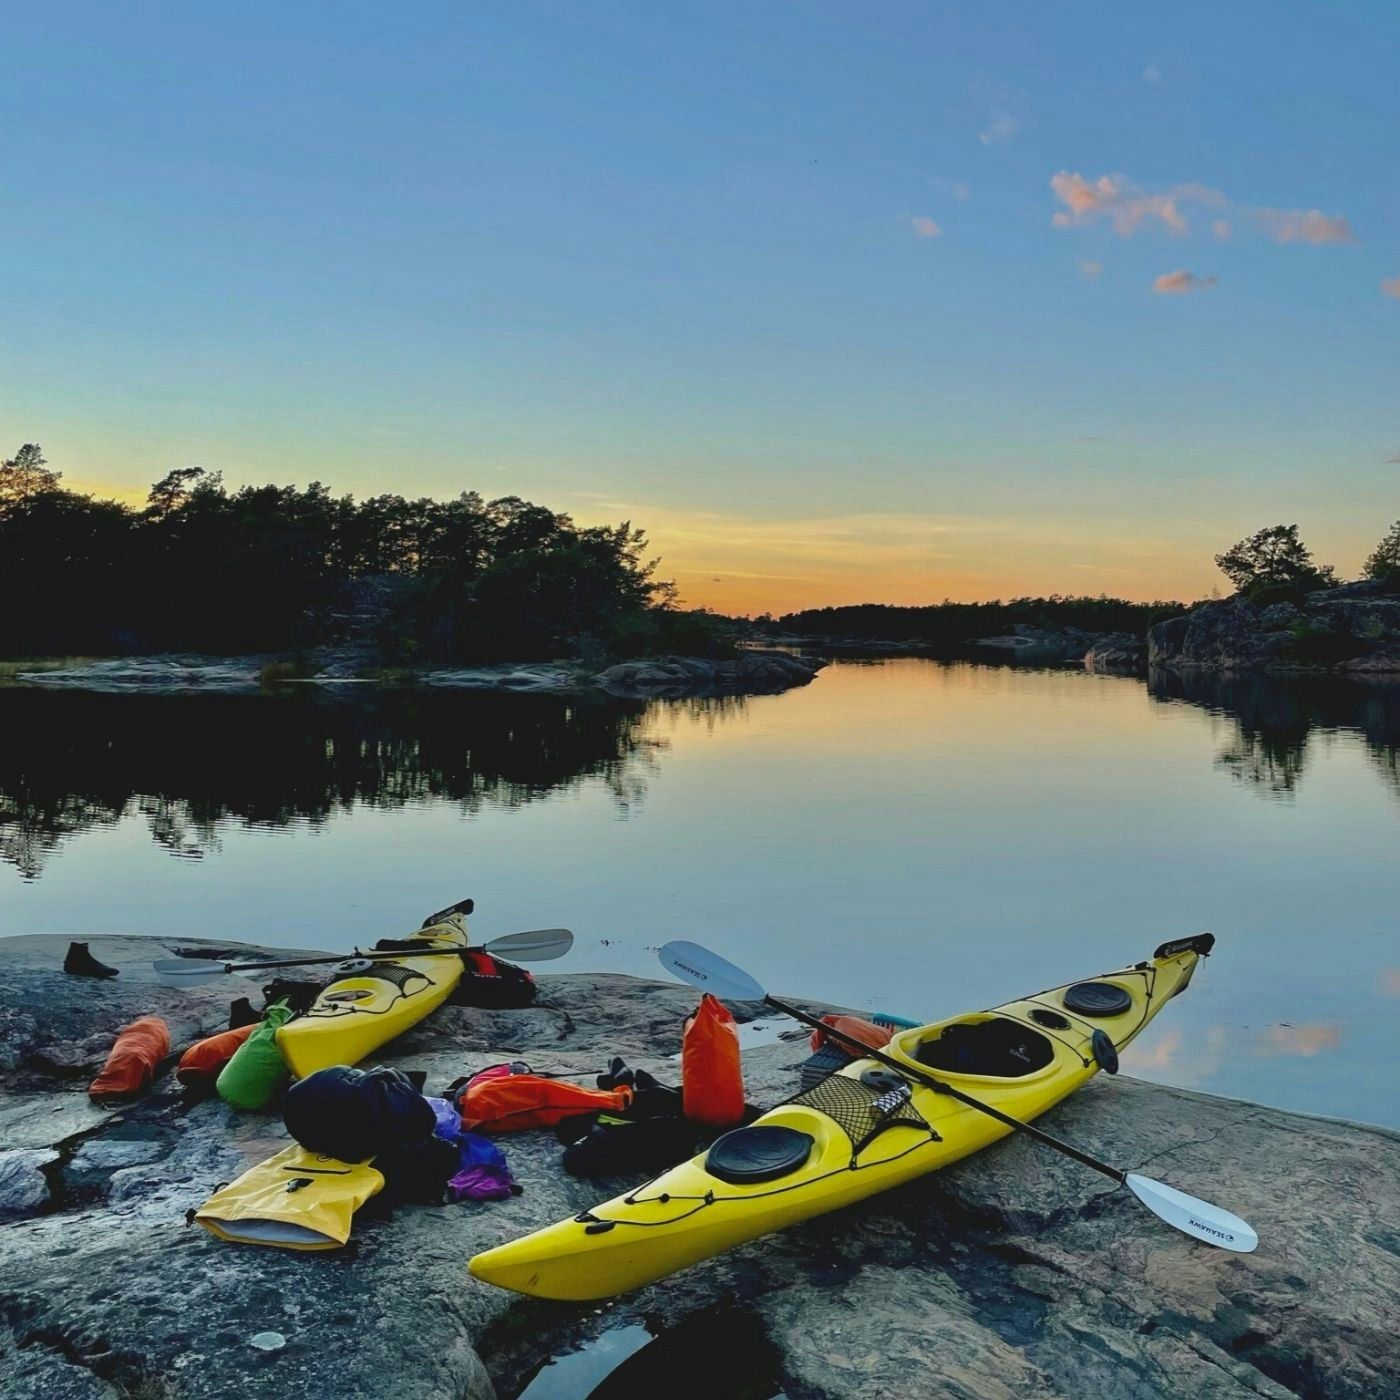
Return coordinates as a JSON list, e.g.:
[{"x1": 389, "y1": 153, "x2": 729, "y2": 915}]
[{"x1": 63, "y1": 942, "x2": 118, "y2": 979}]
